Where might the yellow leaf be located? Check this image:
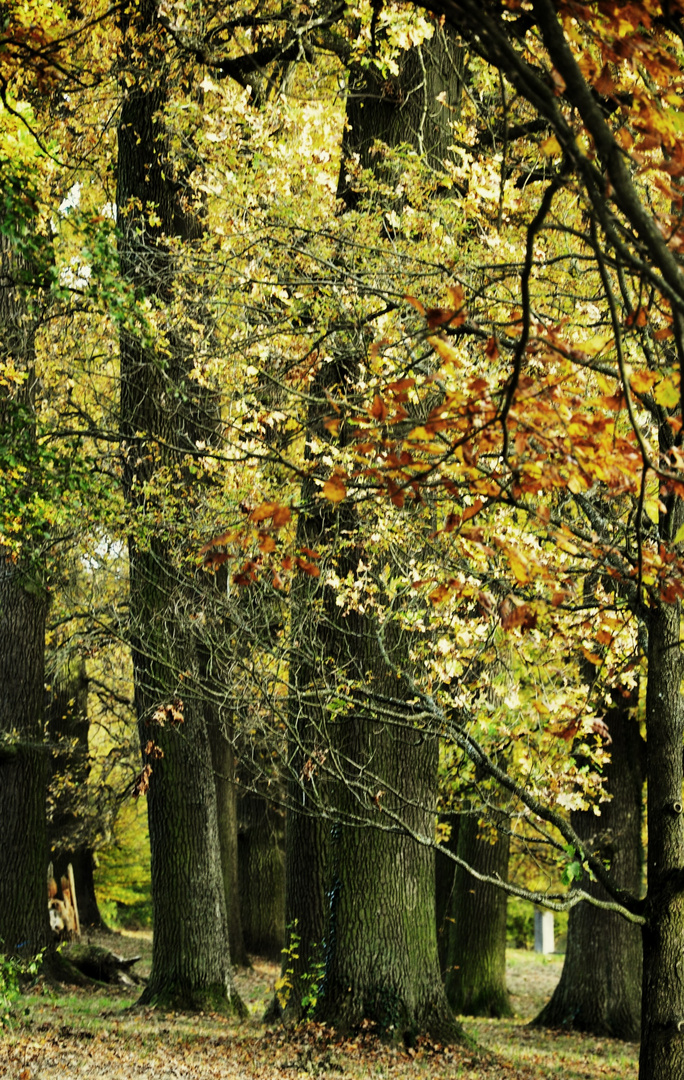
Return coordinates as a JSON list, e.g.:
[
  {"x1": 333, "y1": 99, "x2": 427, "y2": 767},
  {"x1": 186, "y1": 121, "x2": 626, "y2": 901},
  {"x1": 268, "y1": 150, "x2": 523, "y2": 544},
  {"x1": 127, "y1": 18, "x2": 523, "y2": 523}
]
[
  {"x1": 644, "y1": 499, "x2": 660, "y2": 524},
  {"x1": 580, "y1": 332, "x2": 613, "y2": 356},
  {"x1": 407, "y1": 426, "x2": 431, "y2": 441},
  {"x1": 321, "y1": 474, "x2": 347, "y2": 502},
  {"x1": 508, "y1": 552, "x2": 529, "y2": 584},
  {"x1": 655, "y1": 377, "x2": 680, "y2": 409},
  {"x1": 541, "y1": 134, "x2": 562, "y2": 157}
]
